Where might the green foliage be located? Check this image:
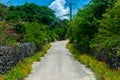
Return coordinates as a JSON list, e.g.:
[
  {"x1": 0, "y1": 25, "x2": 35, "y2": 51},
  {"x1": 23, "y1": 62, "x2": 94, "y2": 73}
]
[
  {"x1": 0, "y1": 2, "x2": 69, "y2": 44},
  {"x1": 22, "y1": 22, "x2": 48, "y2": 44},
  {"x1": 0, "y1": 21, "x2": 17, "y2": 46},
  {"x1": 68, "y1": 5, "x2": 98, "y2": 52},
  {"x1": 0, "y1": 3, "x2": 8, "y2": 19},
  {"x1": 13, "y1": 20, "x2": 68, "y2": 44},
  {"x1": 90, "y1": 0, "x2": 120, "y2": 49},
  {"x1": 52, "y1": 19, "x2": 69, "y2": 40},
  {"x1": 0, "y1": 2, "x2": 69, "y2": 79},
  {"x1": 67, "y1": 0, "x2": 120, "y2": 71},
  {"x1": 0, "y1": 2, "x2": 69, "y2": 45},
  {"x1": 67, "y1": 0, "x2": 118, "y2": 53},
  {"x1": 5, "y1": 3, "x2": 56, "y2": 26},
  {"x1": 117, "y1": 48, "x2": 120, "y2": 57}
]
